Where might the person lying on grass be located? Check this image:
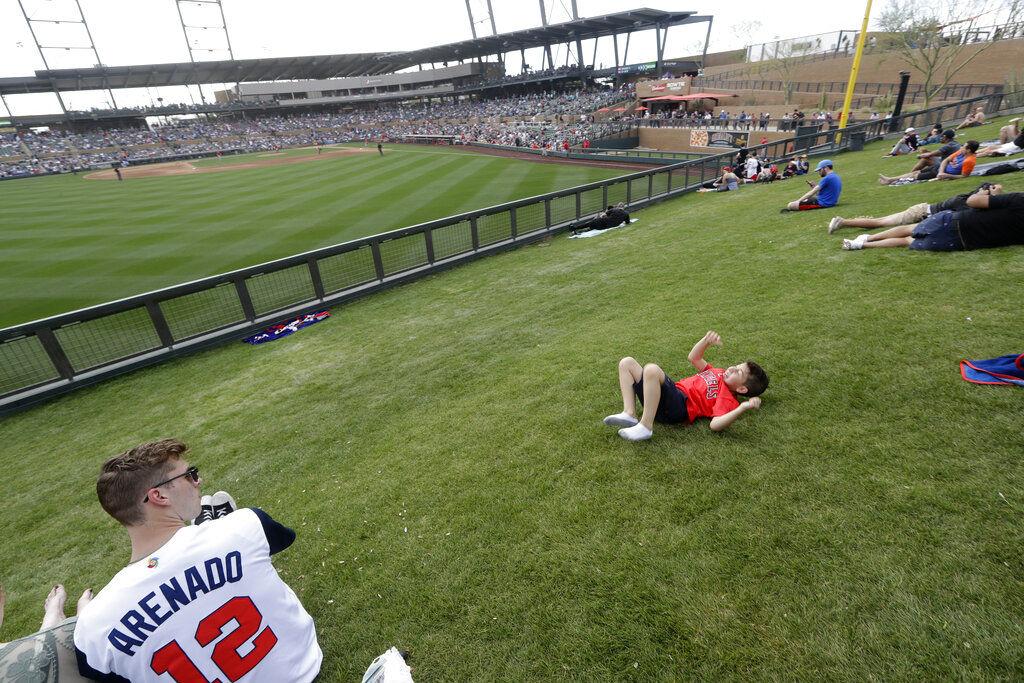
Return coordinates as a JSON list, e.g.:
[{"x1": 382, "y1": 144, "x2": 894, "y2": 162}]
[
  {"x1": 782, "y1": 159, "x2": 841, "y2": 211},
  {"x1": 571, "y1": 202, "x2": 630, "y2": 234},
  {"x1": 977, "y1": 130, "x2": 1024, "y2": 158},
  {"x1": 603, "y1": 331, "x2": 768, "y2": 441},
  {"x1": 839, "y1": 183, "x2": 1024, "y2": 252},
  {"x1": 827, "y1": 183, "x2": 992, "y2": 234},
  {"x1": 878, "y1": 140, "x2": 979, "y2": 185}
]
